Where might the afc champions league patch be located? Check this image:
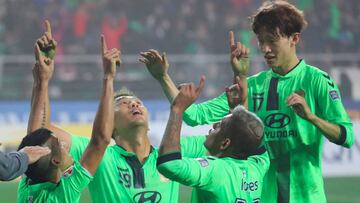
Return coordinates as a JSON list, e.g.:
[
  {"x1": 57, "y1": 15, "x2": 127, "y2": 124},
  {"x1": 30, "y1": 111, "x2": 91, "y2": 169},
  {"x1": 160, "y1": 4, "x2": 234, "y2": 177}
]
[
  {"x1": 63, "y1": 165, "x2": 74, "y2": 178},
  {"x1": 329, "y1": 90, "x2": 340, "y2": 100},
  {"x1": 28, "y1": 196, "x2": 33, "y2": 203},
  {"x1": 196, "y1": 158, "x2": 209, "y2": 167}
]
